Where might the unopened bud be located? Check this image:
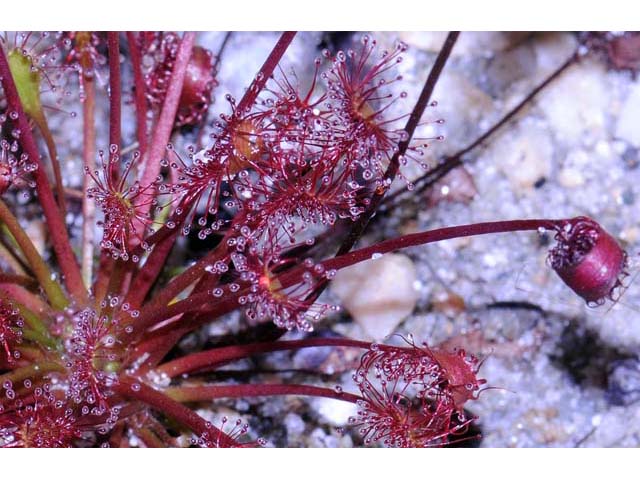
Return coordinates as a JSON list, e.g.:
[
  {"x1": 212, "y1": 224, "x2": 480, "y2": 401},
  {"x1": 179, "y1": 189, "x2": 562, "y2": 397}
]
[
  {"x1": 548, "y1": 216, "x2": 627, "y2": 305},
  {"x1": 176, "y1": 46, "x2": 216, "y2": 127}
]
